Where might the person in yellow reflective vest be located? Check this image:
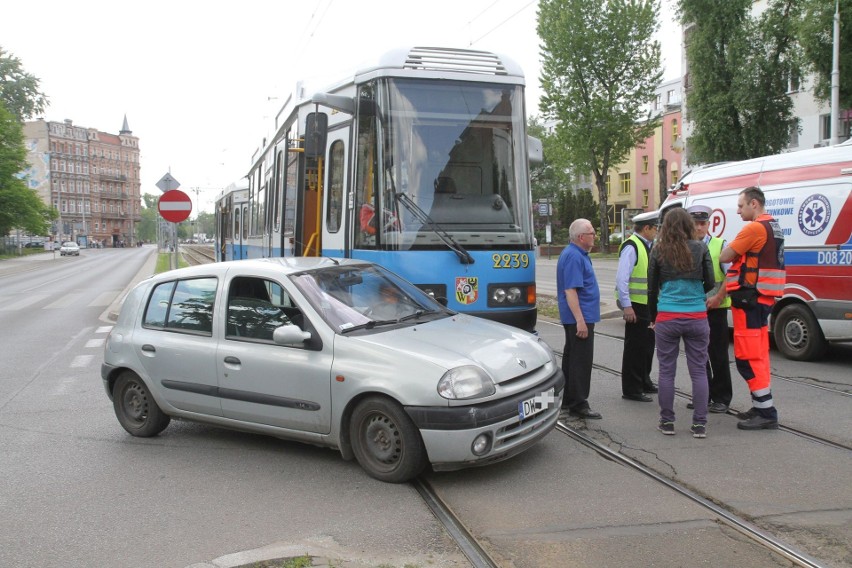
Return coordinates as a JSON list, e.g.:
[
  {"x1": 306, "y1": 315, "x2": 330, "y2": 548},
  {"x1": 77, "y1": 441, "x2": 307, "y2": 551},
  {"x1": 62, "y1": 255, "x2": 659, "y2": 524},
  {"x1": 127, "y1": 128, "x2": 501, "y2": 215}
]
[{"x1": 615, "y1": 210, "x2": 659, "y2": 402}]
